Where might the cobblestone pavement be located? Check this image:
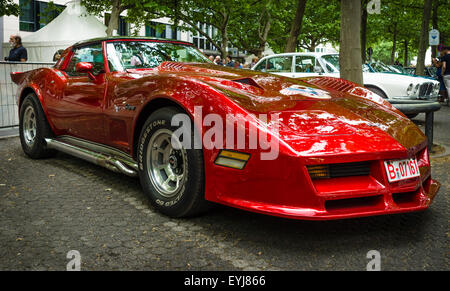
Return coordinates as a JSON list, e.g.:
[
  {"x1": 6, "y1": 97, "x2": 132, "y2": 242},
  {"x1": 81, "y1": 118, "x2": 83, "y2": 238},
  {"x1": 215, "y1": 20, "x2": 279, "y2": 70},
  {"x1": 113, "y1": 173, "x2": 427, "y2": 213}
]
[
  {"x1": 0, "y1": 134, "x2": 448, "y2": 270},
  {"x1": 413, "y1": 105, "x2": 450, "y2": 147}
]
